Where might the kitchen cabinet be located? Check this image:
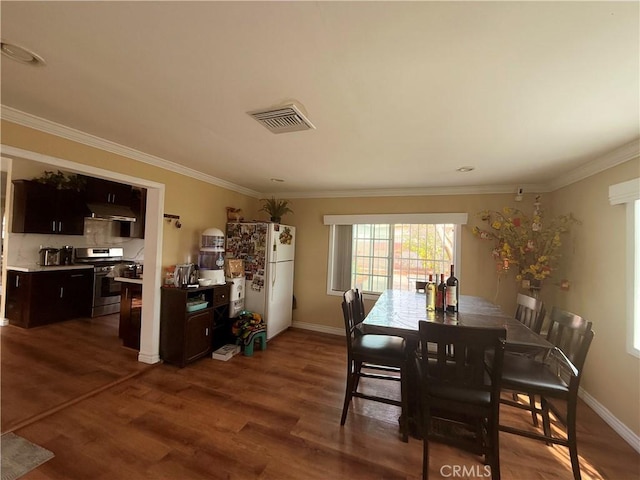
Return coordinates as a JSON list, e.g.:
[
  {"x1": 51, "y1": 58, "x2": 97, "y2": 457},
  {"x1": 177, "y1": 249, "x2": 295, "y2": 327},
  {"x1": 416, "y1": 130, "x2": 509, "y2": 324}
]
[
  {"x1": 118, "y1": 187, "x2": 146, "y2": 238},
  {"x1": 119, "y1": 281, "x2": 142, "y2": 349},
  {"x1": 211, "y1": 284, "x2": 233, "y2": 351},
  {"x1": 160, "y1": 283, "x2": 230, "y2": 367},
  {"x1": 11, "y1": 180, "x2": 86, "y2": 235},
  {"x1": 6, "y1": 269, "x2": 93, "y2": 328},
  {"x1": 83, "y1": 176, "x2": 133, "y2": 206}
]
